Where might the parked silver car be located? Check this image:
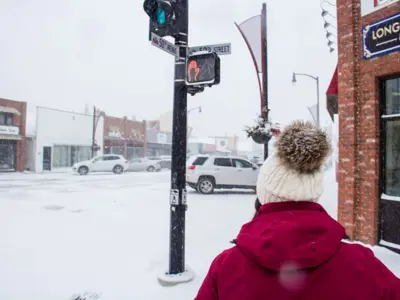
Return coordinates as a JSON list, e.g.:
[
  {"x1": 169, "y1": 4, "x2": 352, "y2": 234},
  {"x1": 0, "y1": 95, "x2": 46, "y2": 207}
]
[{"x1": 128, "y1": 158, "x2": 162, "y2": 172}]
